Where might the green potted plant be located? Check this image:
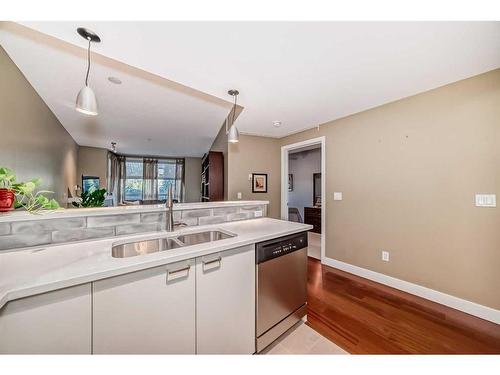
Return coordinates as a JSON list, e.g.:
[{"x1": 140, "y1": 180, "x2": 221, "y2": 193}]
[
  {"x1": 0, "y1": 167, "x2": 16, "y2": 212},
  {"x1": 0, "y1": 167, "x2": 60, "y2": 214},
  {"x1": 72, "y1": 188, "x2": 107, "y2": 208}
]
